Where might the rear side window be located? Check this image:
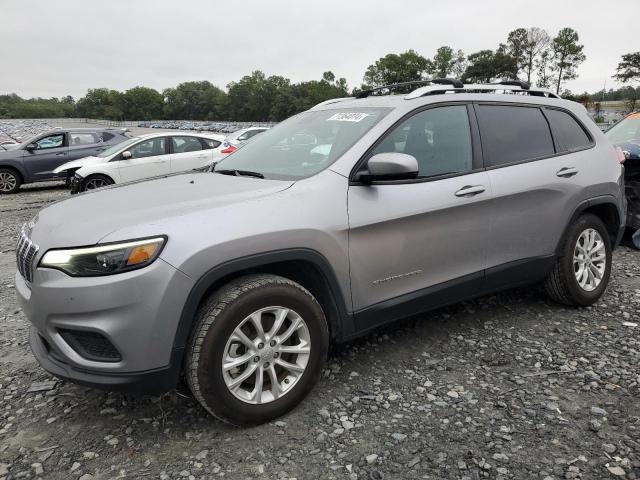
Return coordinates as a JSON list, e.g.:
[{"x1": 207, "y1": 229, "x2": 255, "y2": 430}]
[
  {"x1": 476, "y1": 105, "x2": 554, "y2": 167},
  {"x1": 544, "y1": 109, "x2": 592, "y2": 152},
  {"x1": 172, "y1": 136, "x2": 203, "y2": 153},
  {"x1": 200, "y1": 137, "x2": 221, "y2": 149},
  {"x1": 69, "y1": 132, "x2": 98, "y2": 146}
]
